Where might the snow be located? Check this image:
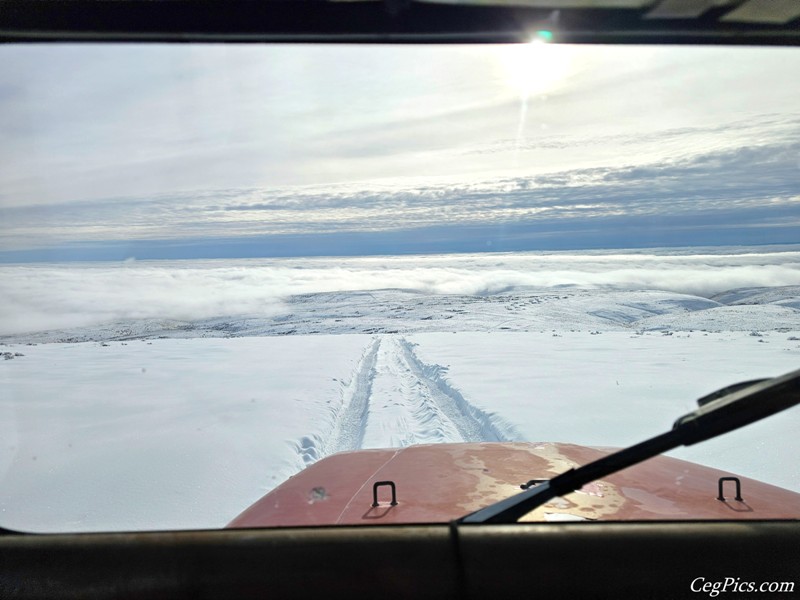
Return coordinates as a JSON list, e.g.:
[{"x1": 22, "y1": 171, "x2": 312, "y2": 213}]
[
  {"x1": 3, "y1": 246, "x2": 800, "y2": 337},
  {"x1": 1, "y1": 250, "x2": 800, "y2": 533},
  {"x1": 0, "y1": 336, "x2": 370, "y2": 532},
  {"x1": 409, "y1": 331, "x2": 800, "y2": 493}
]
